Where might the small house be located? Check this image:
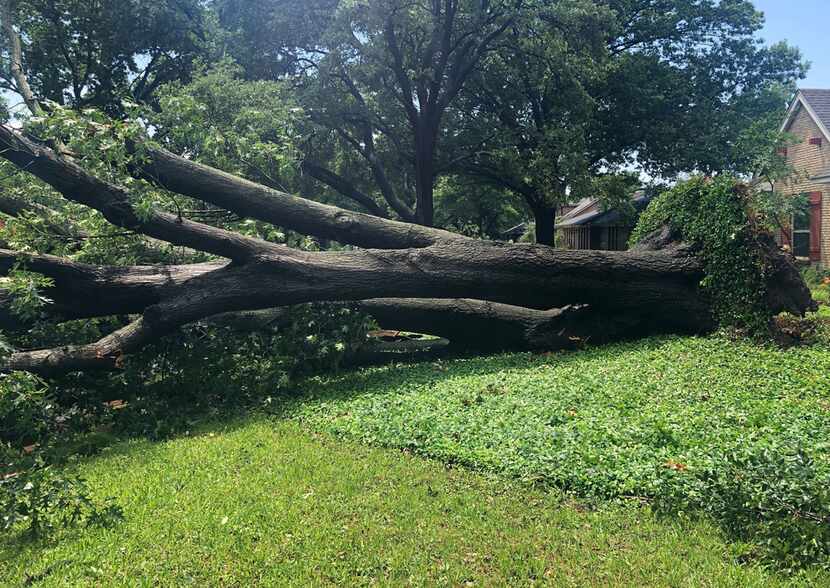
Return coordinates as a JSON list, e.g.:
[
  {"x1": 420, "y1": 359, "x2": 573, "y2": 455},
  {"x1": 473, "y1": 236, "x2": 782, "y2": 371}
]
[{"x1": 555, "y1": 192, "x2": 652, "y2": 251}]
